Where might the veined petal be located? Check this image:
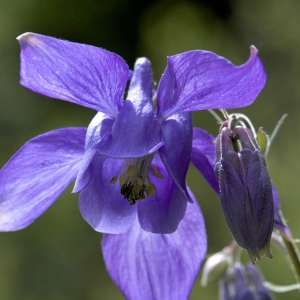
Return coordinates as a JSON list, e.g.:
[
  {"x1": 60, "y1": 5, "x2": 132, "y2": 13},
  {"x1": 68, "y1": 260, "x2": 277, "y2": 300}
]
[
  {"x1": 191, "y1": 127, "x2": 219, "y2": 193},
  {"x1": 0, "y1": 128, "x2": 86, "y2": 231},
  {"x1": 84, "y1": 112, "x2": 114, "y2": 150},
  {"x1": 157, "y1": 46, "x2": 266, "y2": 117},
  {"x1": 102, "y1": 196, "x2": 207, "y2": 300},
  {"x1": 73, "y1": 112, "x2": 113, "y2": 193},
  {"x1": 79, "y1": 156, "x2": 136, "y2": 234},
  {"x1": 126, "y1": 57, "x2": 153, "y2": 111},
  {"x1": 272, "y1": 187, "x2": 291, "y2": 237},
  {"x1": 159, "y1": 113, "x2": 192, "y2": 201},
  {"x1": 137, "y1": 154, "x2": 187, "y2": 233},
  {"x1": 97, "y1": 101, "x2": 163, "y2": 158},
  {"x1": 96, "y1": 58, "x2": 162, "y2": 158},
  {"x1": 18, "y1": 32, "x2": 130, "y2": 115},
  {"x1": 72, "y1": 148, "x2": 96, "y2": 193}
]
